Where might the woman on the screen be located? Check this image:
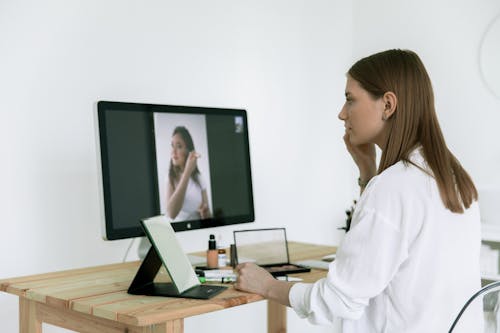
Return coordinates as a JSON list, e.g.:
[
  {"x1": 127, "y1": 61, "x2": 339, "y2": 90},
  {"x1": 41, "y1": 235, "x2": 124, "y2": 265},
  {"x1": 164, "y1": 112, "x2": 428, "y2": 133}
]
[{"x1": 166, "y1": 126, "x2": 211, "y2": 221}]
